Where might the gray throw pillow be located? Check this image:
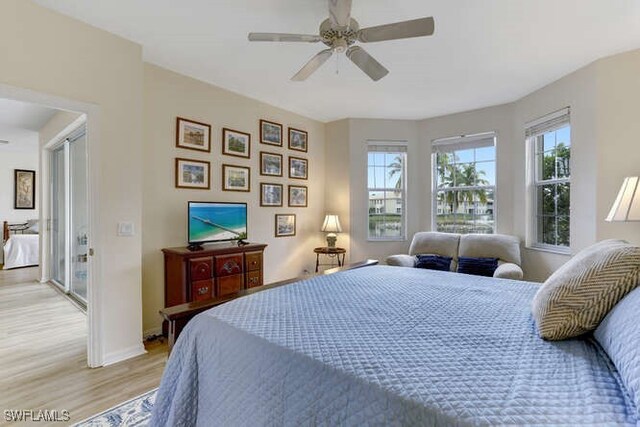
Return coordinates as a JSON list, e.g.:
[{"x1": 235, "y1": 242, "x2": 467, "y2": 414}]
[{"x1": 532, "y1": 239, "x2": 640, "y2": 341}]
